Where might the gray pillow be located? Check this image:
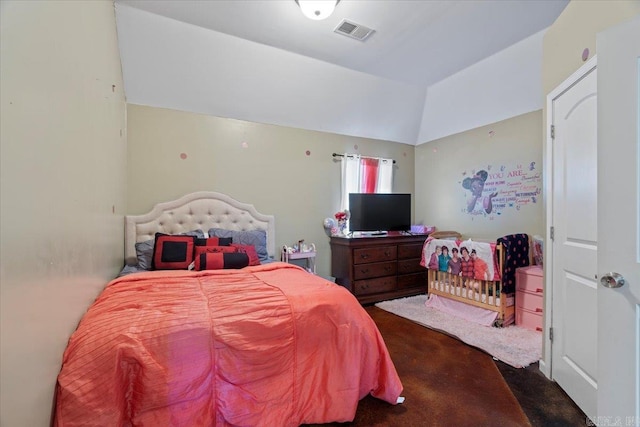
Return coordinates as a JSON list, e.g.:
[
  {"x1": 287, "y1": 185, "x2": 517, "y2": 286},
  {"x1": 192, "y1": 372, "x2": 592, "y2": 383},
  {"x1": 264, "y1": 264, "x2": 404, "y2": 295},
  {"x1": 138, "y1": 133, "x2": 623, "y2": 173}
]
[
  {"x1": 208, "y1": 228, "x2": 268, "y2": 261},
  {"x1": 135, "y1": 229, "x2": 205, "y2": 270}
]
